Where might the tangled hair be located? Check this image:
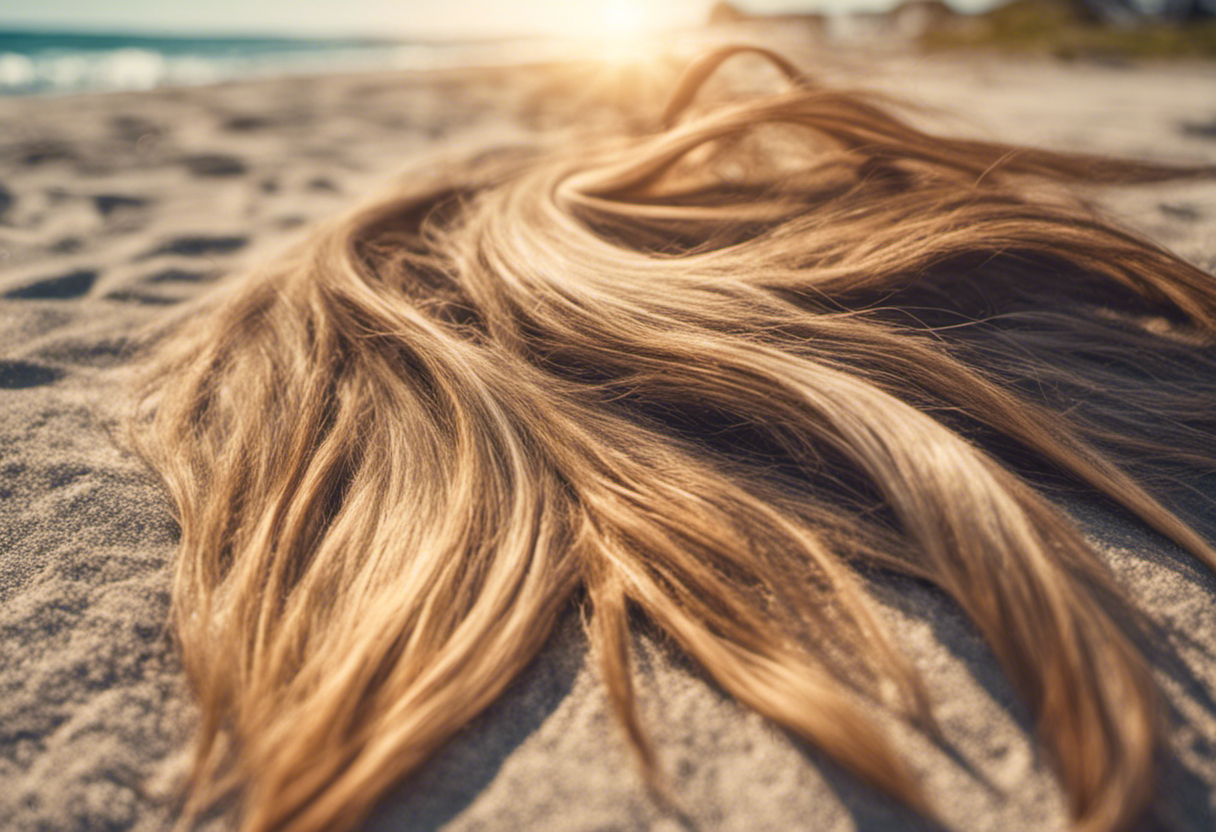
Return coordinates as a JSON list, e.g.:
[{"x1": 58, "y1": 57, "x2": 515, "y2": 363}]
[{"x1": 133, "y1": 47, "x2": 1216, "y2": 832}]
